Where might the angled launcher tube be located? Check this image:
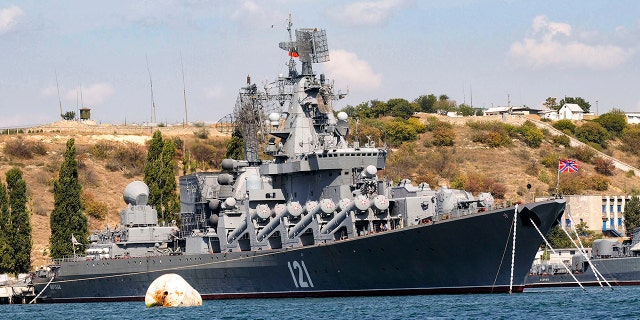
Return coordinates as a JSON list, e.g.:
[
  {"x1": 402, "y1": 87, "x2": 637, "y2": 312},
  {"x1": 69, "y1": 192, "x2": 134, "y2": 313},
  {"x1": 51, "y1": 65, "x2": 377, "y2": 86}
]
[
  {"x1": 226, "y1": 219, "x2": 248, "y2": 243},
  {"x1": 288, "y1": 200, "x2": 332, "y2": 239},
  {"x1": 257, "y1": 202, "x2": 302, "y2": 241}
]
